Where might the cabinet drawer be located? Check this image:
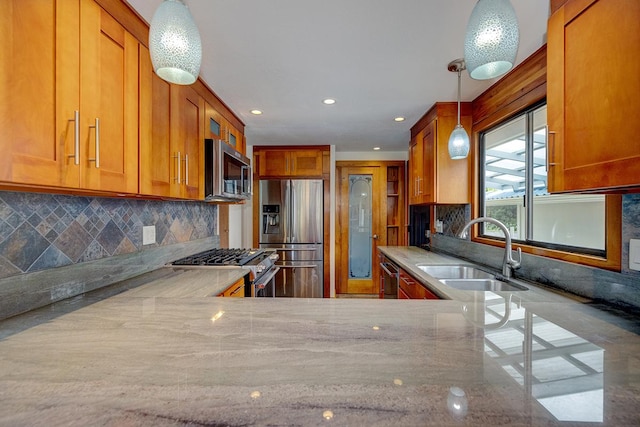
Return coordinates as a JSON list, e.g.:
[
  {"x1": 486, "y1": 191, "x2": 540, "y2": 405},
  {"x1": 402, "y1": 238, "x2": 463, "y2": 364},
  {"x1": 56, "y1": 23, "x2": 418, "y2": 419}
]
[
  {"x1": 218, "y1": 278, "x2": 245, "y2": 297},
  {"x1": 399, "y1": 270, "x2": 439, "y2": 300}
]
